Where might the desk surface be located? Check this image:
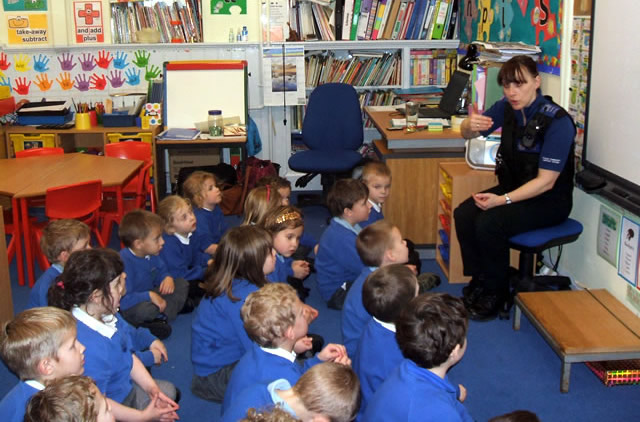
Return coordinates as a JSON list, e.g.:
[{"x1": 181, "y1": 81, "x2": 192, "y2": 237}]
[
  {"x1": 0, "y1": 154, "x2": 77, "y2": 196},
  {"x1": 365, "y1": 107, "x2": 465, "y2": 150},
  {"x1": 4, "y1": 125, "x2": 159, "y2": 135}
]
